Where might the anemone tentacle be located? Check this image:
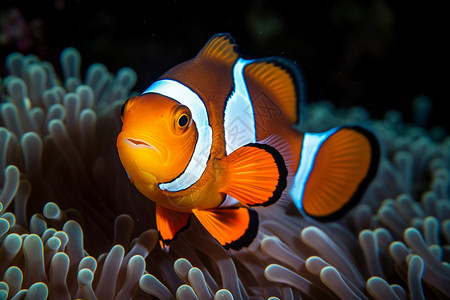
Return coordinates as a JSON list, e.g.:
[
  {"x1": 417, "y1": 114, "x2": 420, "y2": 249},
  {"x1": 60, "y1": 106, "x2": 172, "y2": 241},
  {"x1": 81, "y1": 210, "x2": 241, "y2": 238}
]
[{"x1": 0, "y1": 48, "x2": 449, "y2": 299}]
